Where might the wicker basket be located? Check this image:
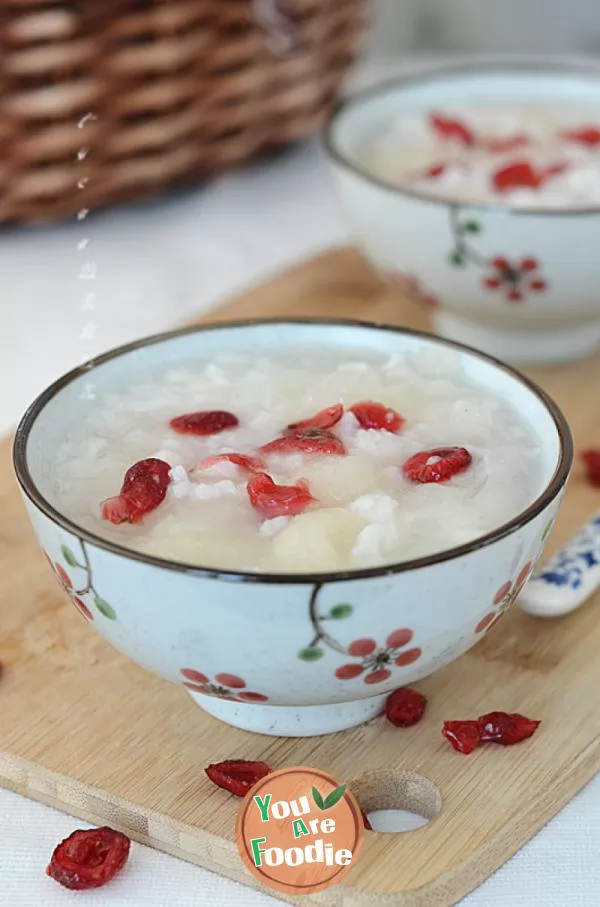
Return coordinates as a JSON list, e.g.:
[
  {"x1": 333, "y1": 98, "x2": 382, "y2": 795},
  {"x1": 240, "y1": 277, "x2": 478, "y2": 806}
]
[{"x1": 0, "y1": 0, "x2": 367, "y2": 224}]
